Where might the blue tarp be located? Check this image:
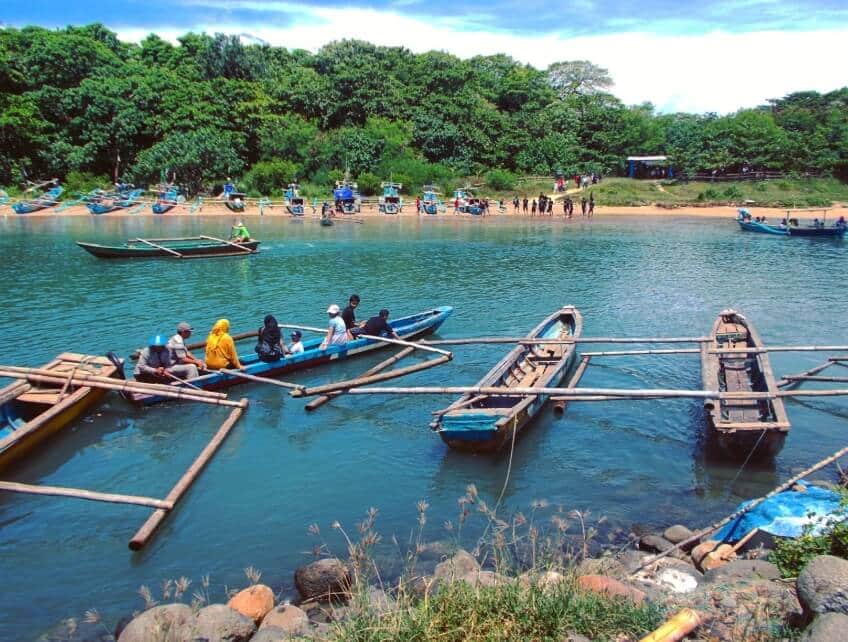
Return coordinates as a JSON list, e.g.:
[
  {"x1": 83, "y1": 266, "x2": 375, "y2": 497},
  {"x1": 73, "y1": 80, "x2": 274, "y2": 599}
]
[
  {"x1": 334, "y1": 187, "x2": 353, "y2": 200},
  {"x1": 716, "y1": 482, "x2": 844, "y2": 542}
]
